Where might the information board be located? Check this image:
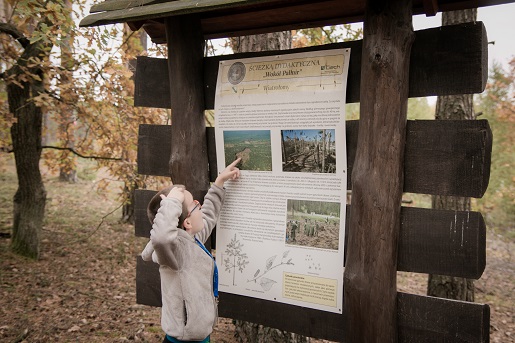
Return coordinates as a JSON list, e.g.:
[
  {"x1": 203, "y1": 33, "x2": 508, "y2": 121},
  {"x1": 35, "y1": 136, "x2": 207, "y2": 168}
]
[{"x1": 214, "y1": 49, "x2": 350, "y2": 314}]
